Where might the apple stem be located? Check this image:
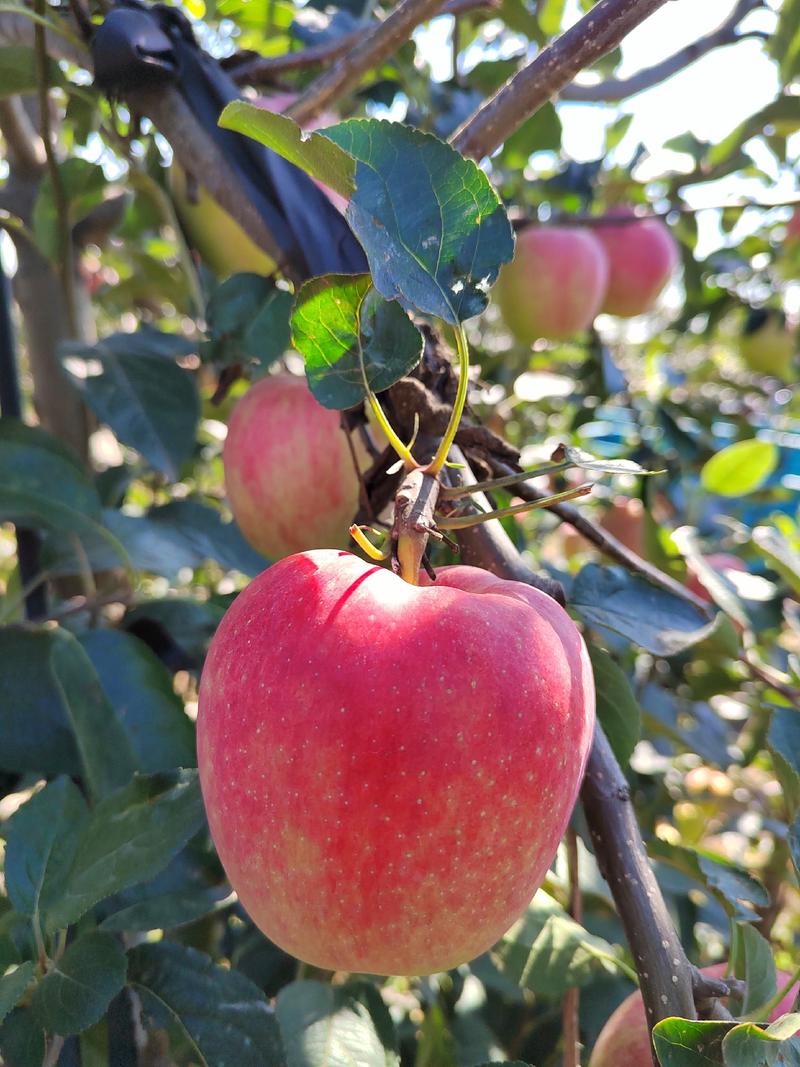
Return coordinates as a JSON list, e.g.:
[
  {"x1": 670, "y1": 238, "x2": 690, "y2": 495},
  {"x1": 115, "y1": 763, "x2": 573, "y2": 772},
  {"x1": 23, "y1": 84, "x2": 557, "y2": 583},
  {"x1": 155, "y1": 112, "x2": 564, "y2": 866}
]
[
  {"x1": 426, "y1": 323, "x2": 471, "y2": 476},
  {"x1": 349, "y1": 523, "x2": 391, "y2": 560},
  {"x1": 366, "y1": 390, "x2": 419, "y2": 469},
  {"x1": 439, "y1": 459, "x2": 574, "y2": 500},
  {"x1": 437, "y1": 482, "x2": 592, "y2": 530},
  {"x1": 392, "y1": 465, "x2": 441, "y2": 585}
]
